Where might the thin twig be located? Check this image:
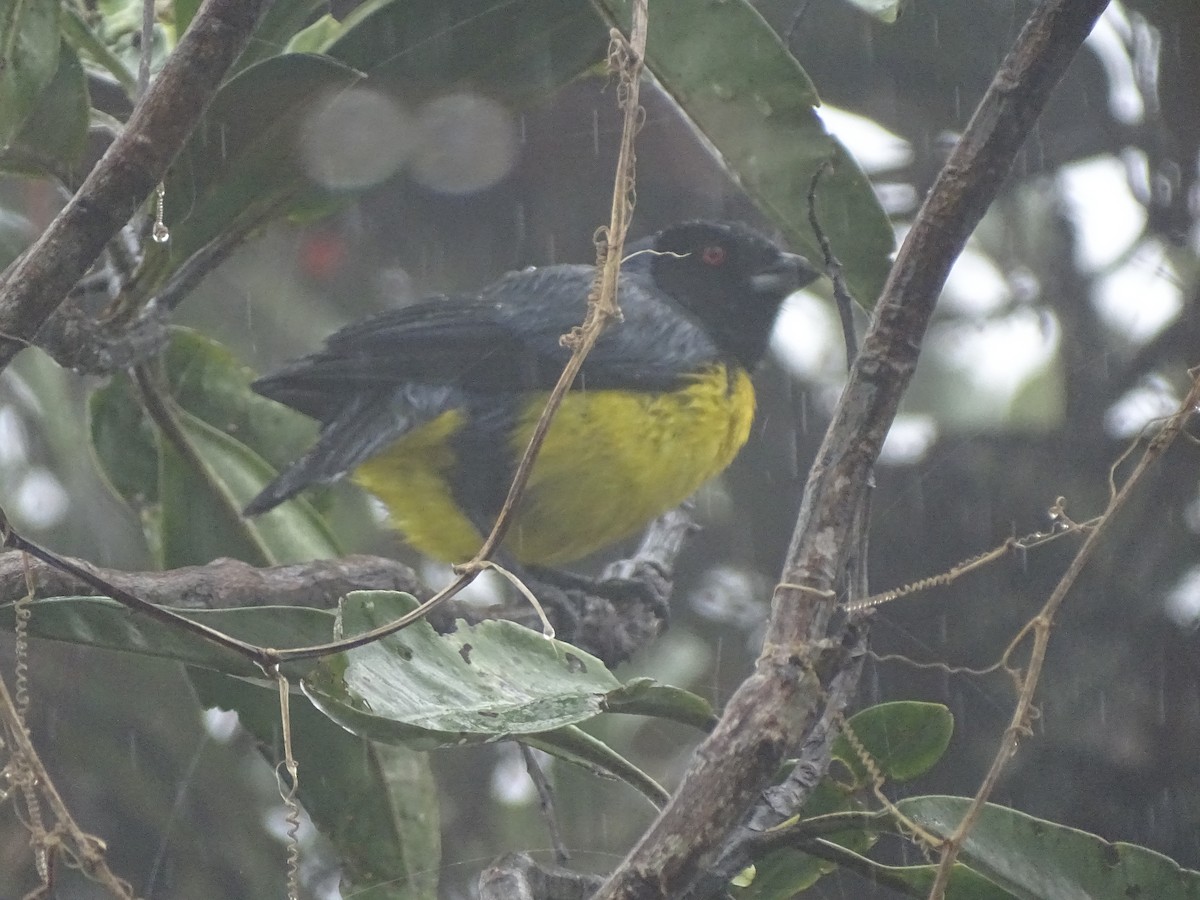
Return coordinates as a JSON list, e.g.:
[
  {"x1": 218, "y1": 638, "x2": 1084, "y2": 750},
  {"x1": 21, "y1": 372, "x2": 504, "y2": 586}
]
[
  {"x1": 519, "y1": 744, "x2": 570, "y2": 866},
  {"x1": 806, "y1": 160, "x2": 858, "y2": 366},
  {"x1": 0, "y1": 667, "x2": 135, "y2": 898}
]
